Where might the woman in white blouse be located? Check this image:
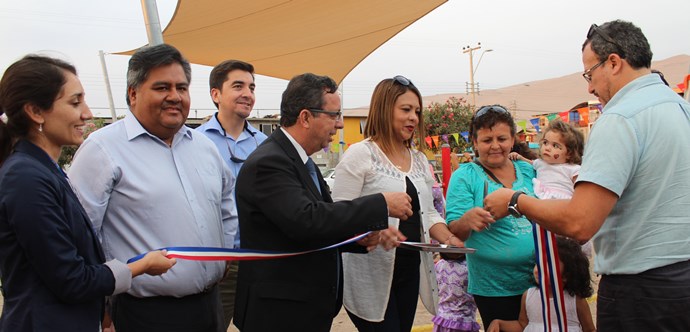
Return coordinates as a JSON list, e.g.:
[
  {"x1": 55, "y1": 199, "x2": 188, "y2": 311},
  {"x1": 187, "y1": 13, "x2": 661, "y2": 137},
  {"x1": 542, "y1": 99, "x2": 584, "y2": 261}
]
[{"x1": 332, "y1": 76, "x2": 464, "y2": 331}]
